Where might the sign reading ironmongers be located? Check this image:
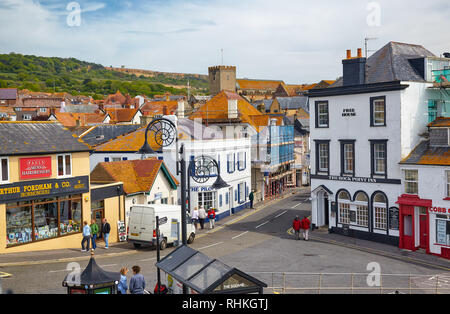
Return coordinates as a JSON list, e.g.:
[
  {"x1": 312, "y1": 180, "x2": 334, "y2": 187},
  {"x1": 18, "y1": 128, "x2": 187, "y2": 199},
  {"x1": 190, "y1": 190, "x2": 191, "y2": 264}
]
[
  {"x1": 19, "y1": 157, "x2": 52, "y2": 180},
  {"x1": 0, "y1": 176, "x2": 89, "y2": 204}
]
